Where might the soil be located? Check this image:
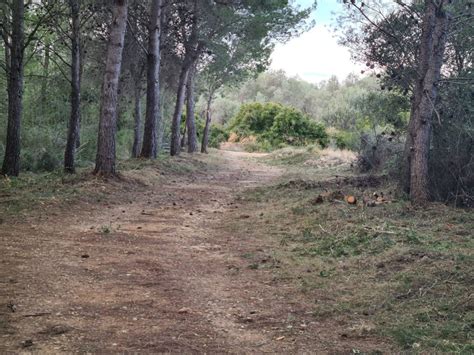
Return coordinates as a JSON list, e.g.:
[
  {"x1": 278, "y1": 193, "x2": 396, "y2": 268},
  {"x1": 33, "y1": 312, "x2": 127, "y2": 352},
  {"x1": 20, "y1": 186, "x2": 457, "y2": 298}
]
[{"x1": 0, "y1": 150, "x2": 391, "y2": 353}]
